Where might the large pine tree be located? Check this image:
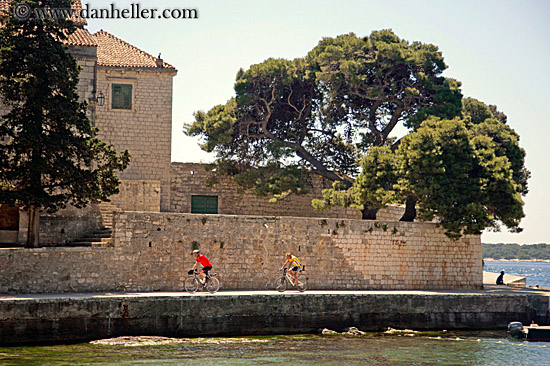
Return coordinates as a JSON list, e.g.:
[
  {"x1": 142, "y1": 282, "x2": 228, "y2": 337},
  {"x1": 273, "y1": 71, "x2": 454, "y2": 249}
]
[{"x1": 0, "y1": 0, "x2": 130, "y2": 247}]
